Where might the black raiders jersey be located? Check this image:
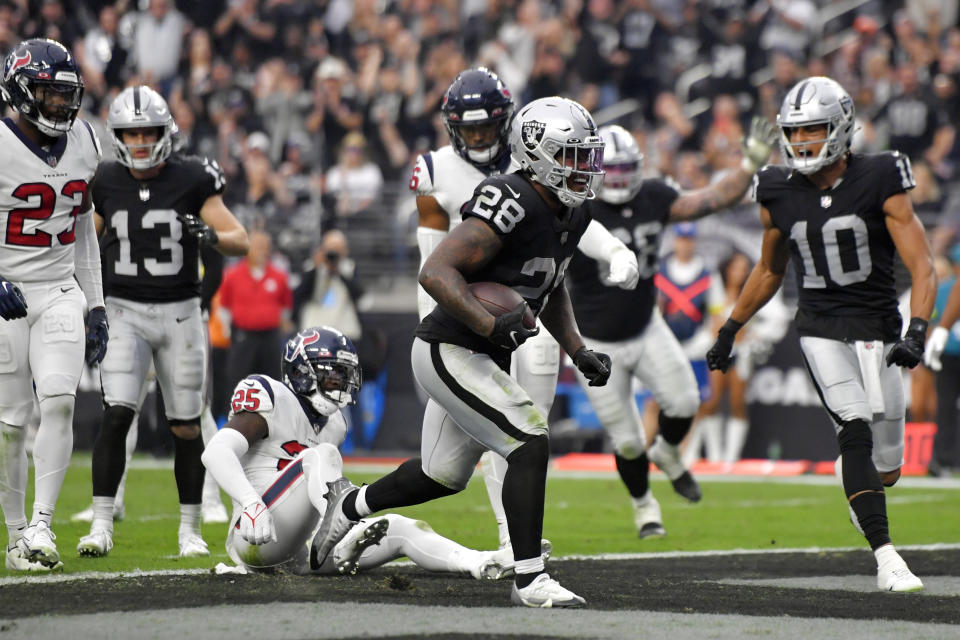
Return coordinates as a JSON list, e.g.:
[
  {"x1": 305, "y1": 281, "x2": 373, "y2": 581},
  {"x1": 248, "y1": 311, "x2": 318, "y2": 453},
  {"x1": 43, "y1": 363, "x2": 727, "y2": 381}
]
[
  {"x1": 416, "y1": 172, "x2": 591, "y2": 356},
  {"x1": 93, "y1": 155, "x2": 226, "y2": 303},
  {"x1": 754, "y1": 151, "x2": 915, "y2": 341},
  {"x1": 568, "y1": 179, "x2": 680, "y2": 341}
]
